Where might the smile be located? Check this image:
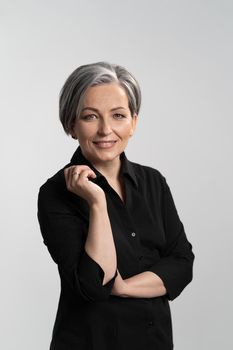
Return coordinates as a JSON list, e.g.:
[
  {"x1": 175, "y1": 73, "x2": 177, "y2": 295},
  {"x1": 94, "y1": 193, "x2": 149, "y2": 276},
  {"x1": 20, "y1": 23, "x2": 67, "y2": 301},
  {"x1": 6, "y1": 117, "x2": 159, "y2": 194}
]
[{"x1": 93, "y1": 141, "x2": 117, "y2": 149}]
